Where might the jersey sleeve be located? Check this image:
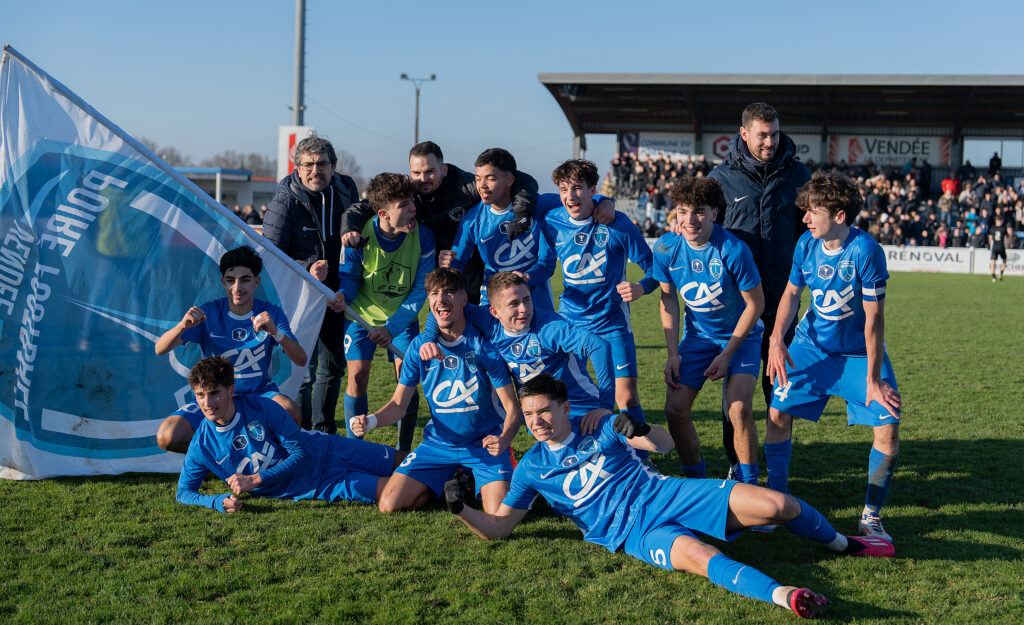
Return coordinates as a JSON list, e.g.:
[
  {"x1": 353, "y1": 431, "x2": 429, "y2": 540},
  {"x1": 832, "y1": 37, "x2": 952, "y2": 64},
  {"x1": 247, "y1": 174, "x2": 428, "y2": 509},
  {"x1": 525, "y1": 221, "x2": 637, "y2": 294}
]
[
  {"x1": 252, "y1": 402, "x2": 309, "y2": 485},
  {"x1": 385, "y1": 226, "x2": 436, "y2": 335},
  {"x1": 179, "y1": 302, "x2": 214, "y2": 348},
  {"x1": 175, "y1": 443, "x2": 230, "y2": 513},
  {"x1": 525, "y1": 222, "x2": 557, "y2": 286},
  {"x1": 269, "y1": 303, "x2": 296, "y2": 342},
  {"x1": 621, "y1": 216, "x2": 658, "y2": 294},
  {"x1": 724, "y1": 236, "x2": 762, "y2": 292},
  {"x1": 789, "y1": 233, "x2": 812, "y2": 288},
  {"x1": 502, "y1": 463, "x2": 539, "y2": 511},
  {"x1": 338, "y1": 246, "x2": 364, "y2": 304},
  {"x1": 478, "y1": 342, "x2": 513, "y2": 389},
  {"x1": 650, "y1": 235, "x2": 673, "y2": 284},
  {"x1": 398, "y1": 338, "x2": 425, "y2": 387},
  {"x1": 858, "y1": 237, "x2": 889, "y2": 302},
  {"x1": 449, "y1": 205, "x2": 478, "y2": 271}
]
